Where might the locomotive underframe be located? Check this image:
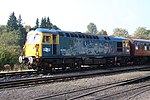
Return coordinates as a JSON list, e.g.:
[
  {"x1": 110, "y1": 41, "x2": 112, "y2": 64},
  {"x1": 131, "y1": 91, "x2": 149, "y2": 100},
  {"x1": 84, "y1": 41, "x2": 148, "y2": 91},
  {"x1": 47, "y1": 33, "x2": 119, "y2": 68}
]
[
  {"x1": 21, "y1": 55, "x2": 149, "y2": 73},
  {"x1": 19, "y1": 54, "x2": 150, "y2": 73}
]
